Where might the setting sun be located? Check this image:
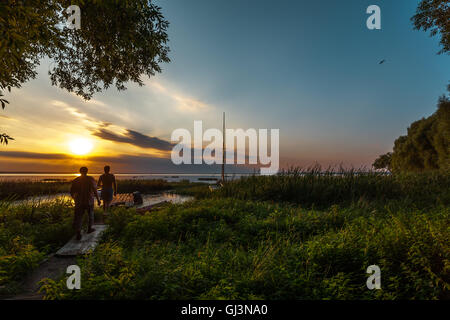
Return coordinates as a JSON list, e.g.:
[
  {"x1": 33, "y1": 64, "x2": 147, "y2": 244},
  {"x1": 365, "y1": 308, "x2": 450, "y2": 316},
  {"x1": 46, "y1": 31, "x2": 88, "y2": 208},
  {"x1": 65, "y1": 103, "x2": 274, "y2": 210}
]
[{"x1": 69, "y1": 138, "x2": 94, "y2": 155}]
